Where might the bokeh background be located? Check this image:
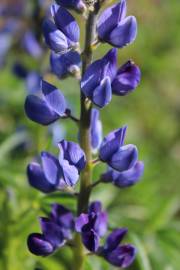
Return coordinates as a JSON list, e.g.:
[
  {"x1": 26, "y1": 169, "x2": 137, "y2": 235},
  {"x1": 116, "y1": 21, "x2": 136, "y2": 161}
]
[{"x1": 0, "y1": 0, "x2": 180, "y2": 269}]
